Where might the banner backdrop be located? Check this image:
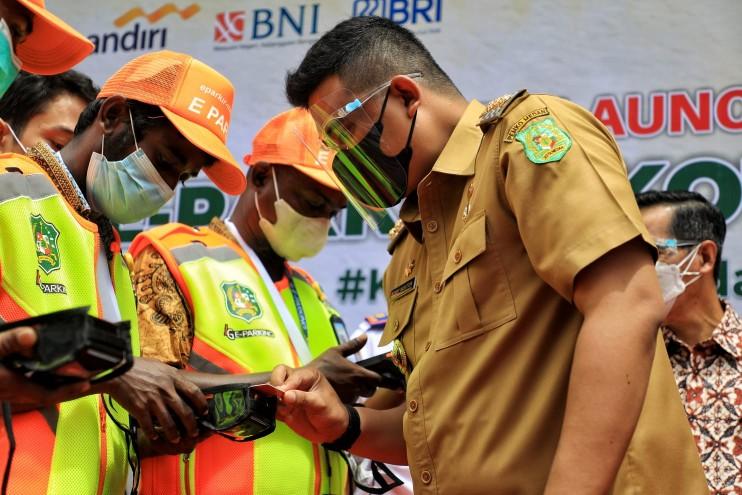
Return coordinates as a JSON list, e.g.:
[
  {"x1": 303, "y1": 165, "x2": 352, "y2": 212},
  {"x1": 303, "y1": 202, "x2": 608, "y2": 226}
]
[{"x1": 50, "y1": 0, "x2": 742, "y2": 328}]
